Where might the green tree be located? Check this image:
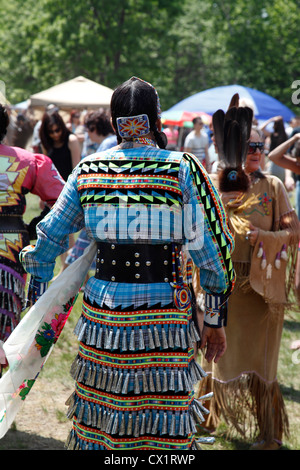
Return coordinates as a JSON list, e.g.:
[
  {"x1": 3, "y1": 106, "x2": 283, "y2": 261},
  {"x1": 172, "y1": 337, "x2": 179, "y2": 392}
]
[{"x1": 0, "y1": 0, "x2": 182, "y2": 104}]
